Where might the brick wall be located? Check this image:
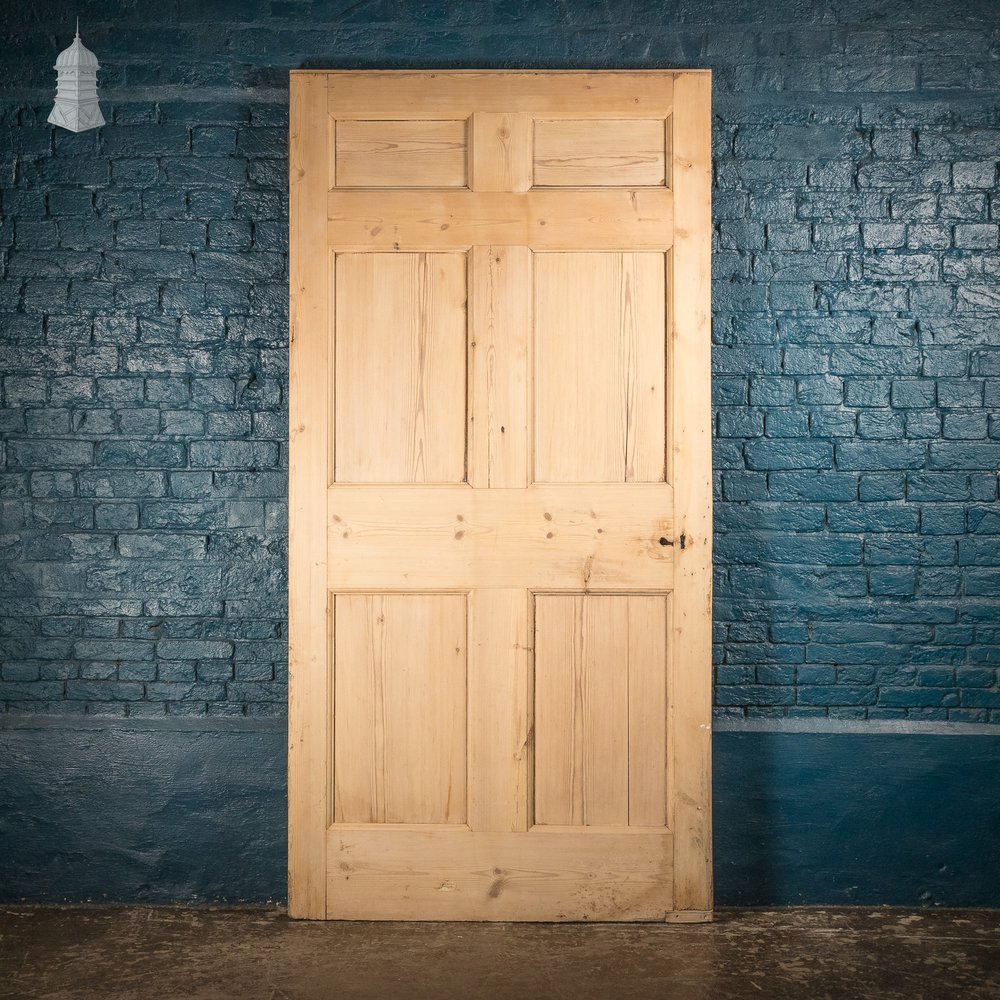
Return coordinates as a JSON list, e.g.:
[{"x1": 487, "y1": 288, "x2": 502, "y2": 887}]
[{"x1": 1, "y1": 0, "x2": 998, "y2": 722}]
